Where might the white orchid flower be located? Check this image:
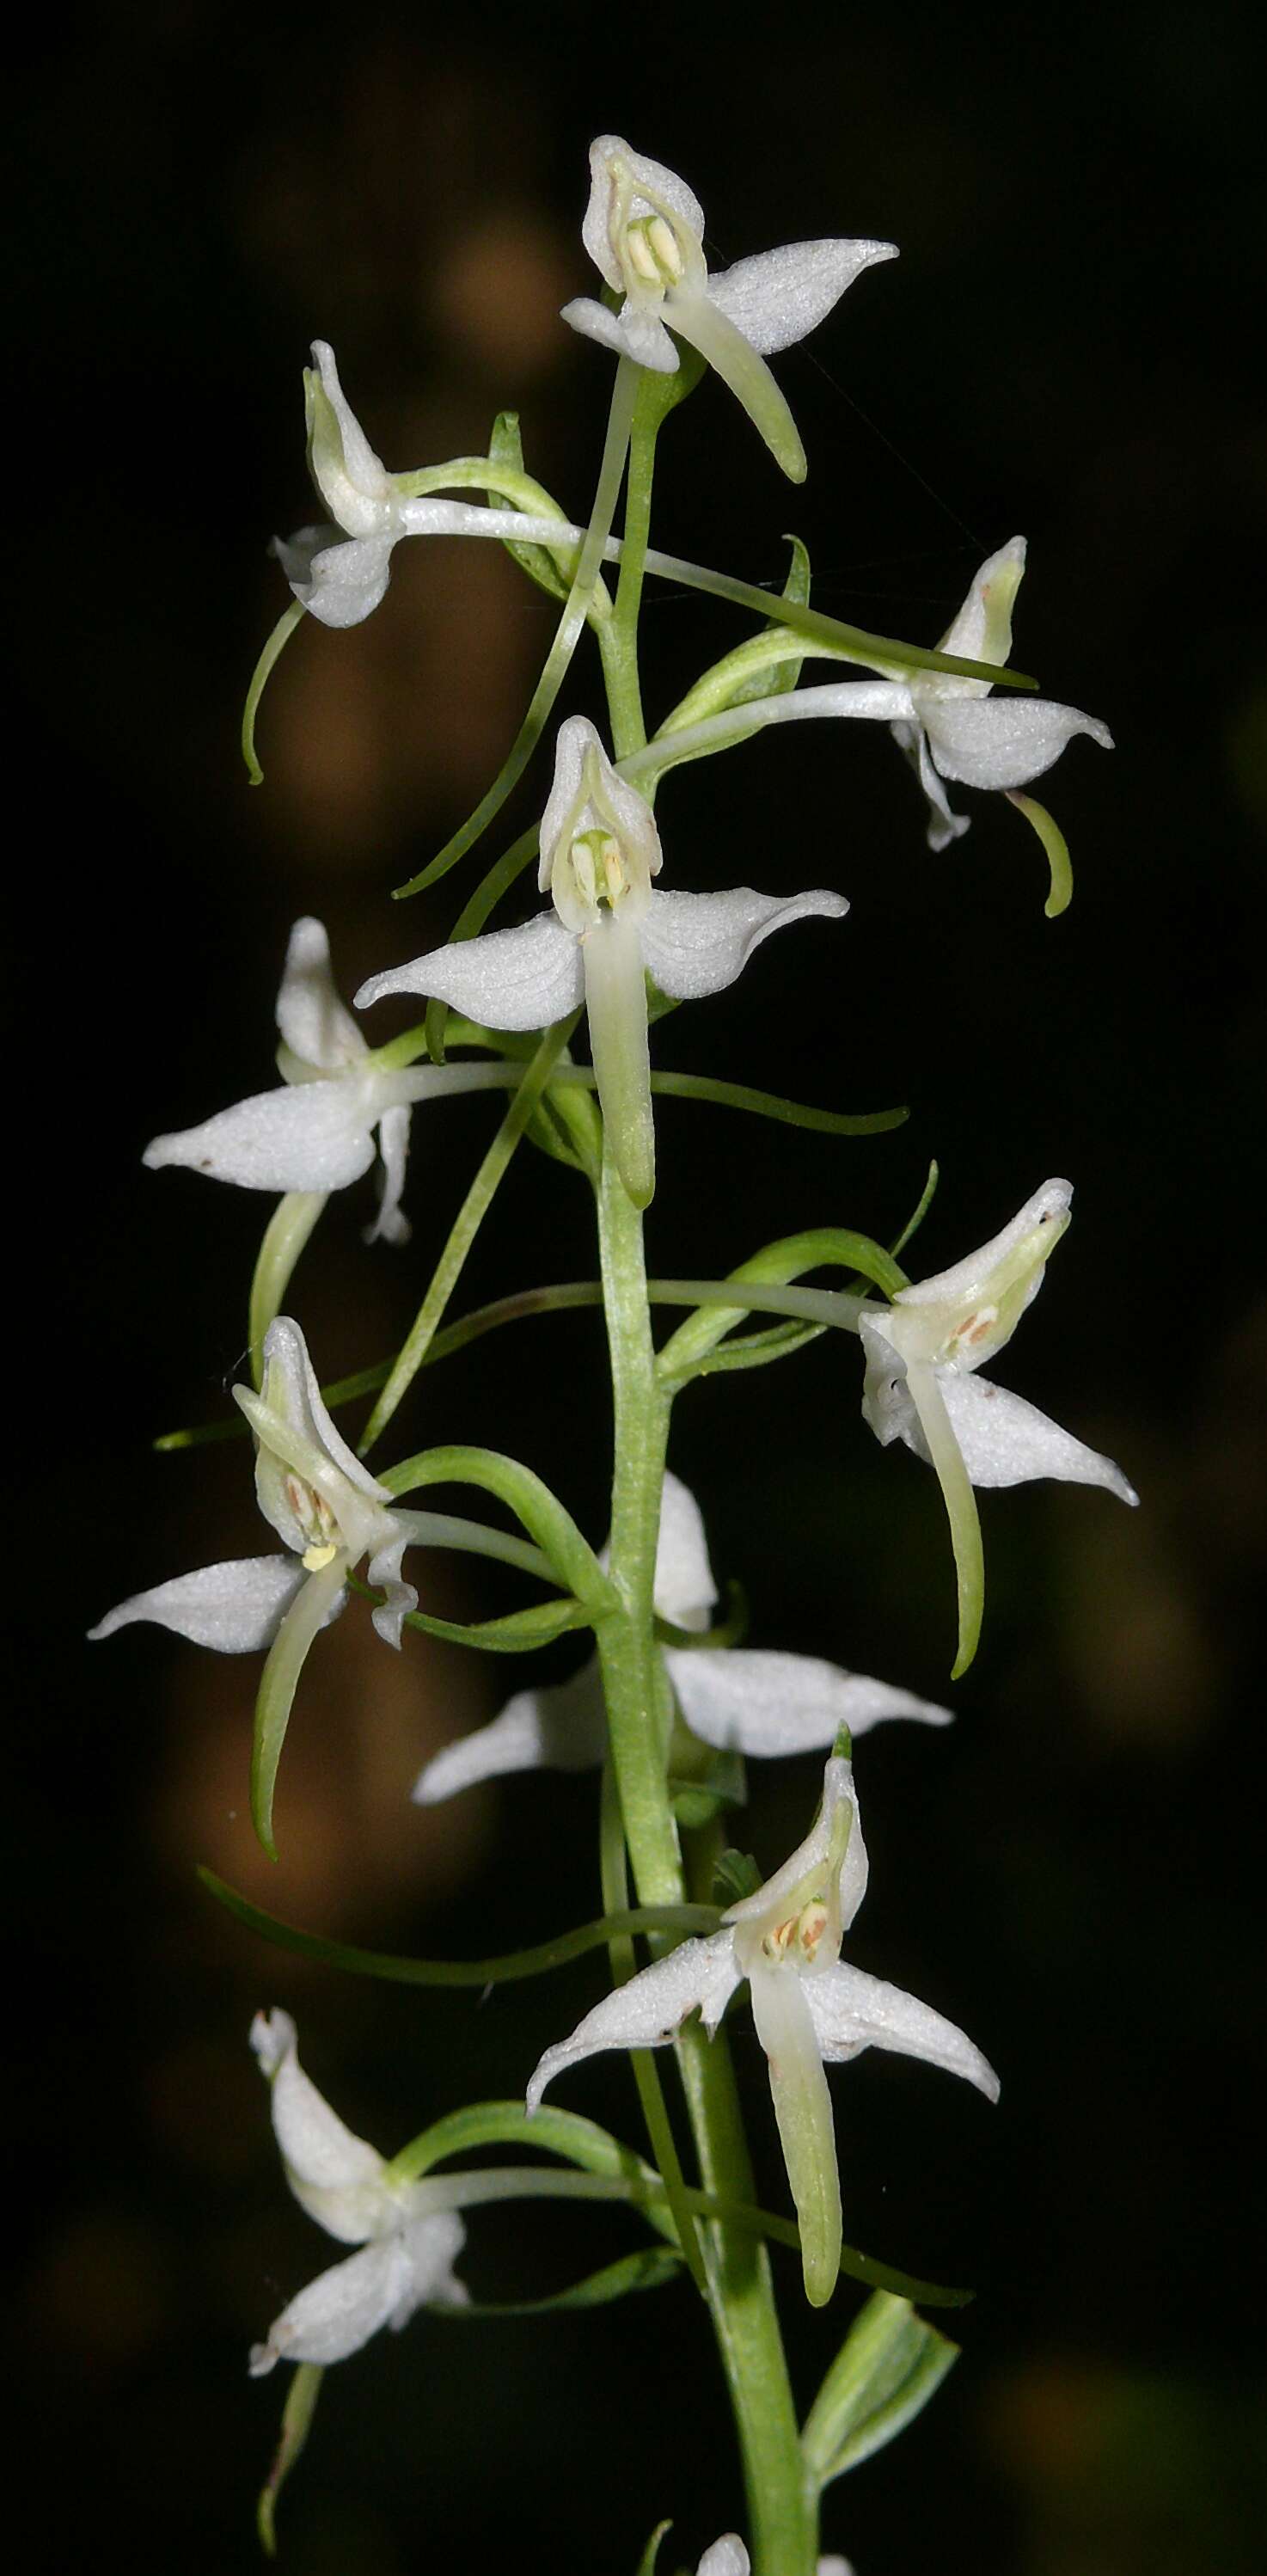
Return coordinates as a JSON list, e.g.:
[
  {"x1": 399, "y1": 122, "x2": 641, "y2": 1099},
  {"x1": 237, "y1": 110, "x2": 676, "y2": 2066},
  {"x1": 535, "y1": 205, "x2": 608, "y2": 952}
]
[
  {"x1": 882, "y1": 537, "x2": 1113, "y2": 854},
  {"x1": 697, "y1": 2548, "x2": 851, "y2": 2576},
  {"x1": 274, "y1": 341, "x2": 604, "y2": 629},
  {"x1": 89, "y1": 1316, "x2": 440, "y2": 1850},
  {"x1": 528, "y1": 1755, "x2": 998, "y2": 2305},
  {"x1": 562, "y1": 136, "x2": 896, "y2": 481},
  {"x1": 860, "y1": 1179, "x2": 1137, "y2": 1676},
  {"x1": 413, "y1": 1472, "x2": 950, "y2": 1806},
  {"x1": 356, "y1": 716, "x2": 847, "y2": 1207},
  {"x1": 142, "y1": 916, "x2": 526, "y2": 1248},
  {"x1": 89, "y1": 1314, "x2": 419, "y2": 1657},
  {"x1": 248, "y1": 2009, "x2": 468, "y2": 2373}
]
